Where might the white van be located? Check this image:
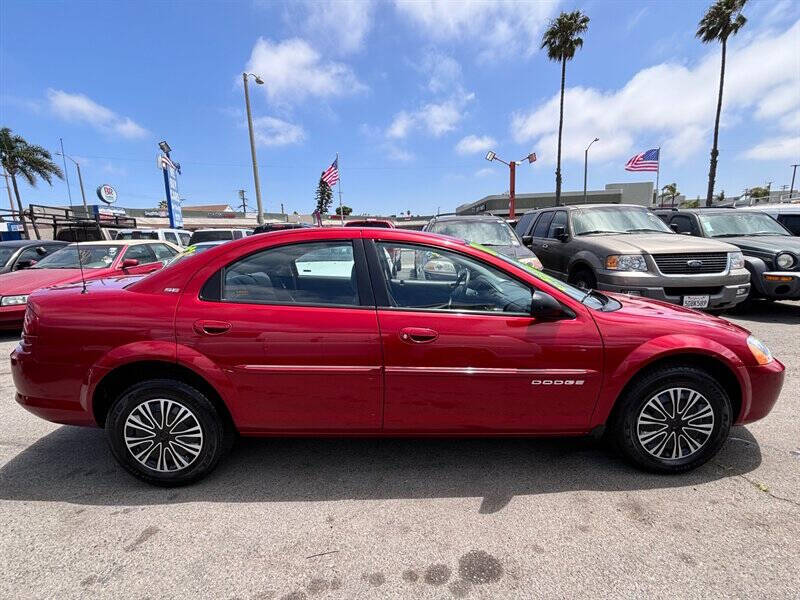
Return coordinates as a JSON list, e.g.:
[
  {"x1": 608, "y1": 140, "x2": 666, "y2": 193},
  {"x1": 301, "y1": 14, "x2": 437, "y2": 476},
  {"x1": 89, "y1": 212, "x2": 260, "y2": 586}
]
[{"x1": 115, "y1": 228, "x2": 192, "y2": 247}]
